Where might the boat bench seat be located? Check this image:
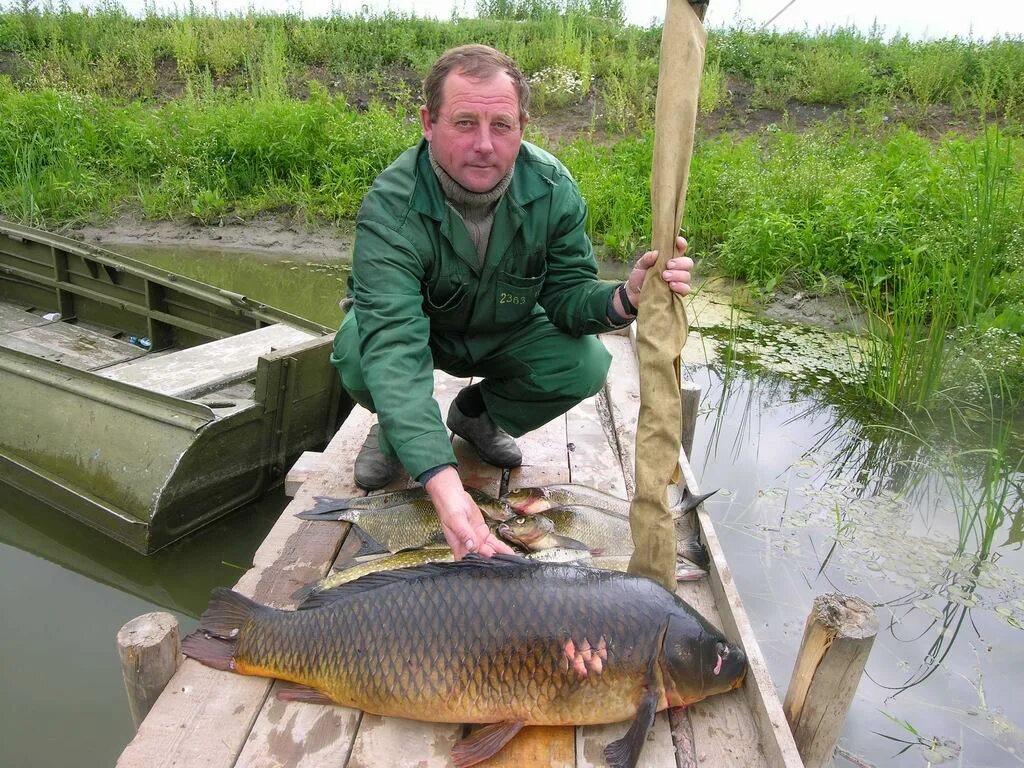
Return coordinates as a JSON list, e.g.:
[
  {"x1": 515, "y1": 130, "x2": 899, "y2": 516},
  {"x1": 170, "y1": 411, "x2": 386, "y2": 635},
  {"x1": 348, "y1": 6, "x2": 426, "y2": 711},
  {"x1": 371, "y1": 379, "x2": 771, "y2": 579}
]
[{"x1": 98, "y1": 323, "x2": 319, "y2": 399}]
